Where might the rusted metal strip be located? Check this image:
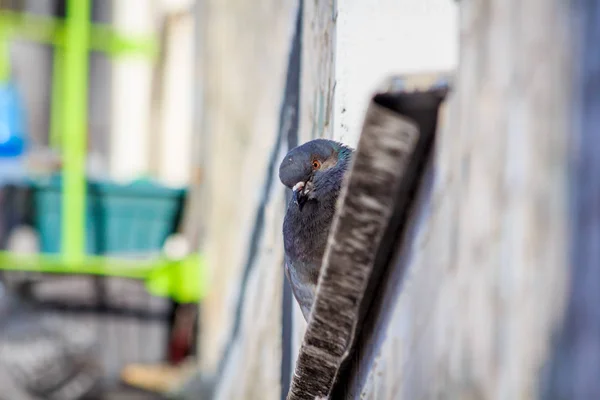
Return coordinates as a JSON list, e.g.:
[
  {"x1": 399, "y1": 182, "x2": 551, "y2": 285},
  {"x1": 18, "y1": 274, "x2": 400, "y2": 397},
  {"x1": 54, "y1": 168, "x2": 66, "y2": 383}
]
[{"x1": 287, "y1": 77, "x2": 449, "y2": 400}]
